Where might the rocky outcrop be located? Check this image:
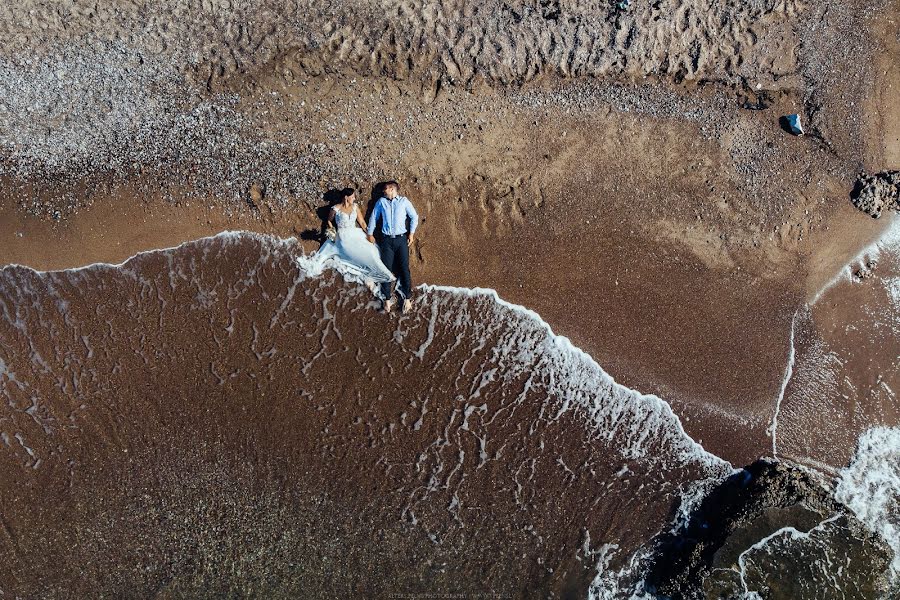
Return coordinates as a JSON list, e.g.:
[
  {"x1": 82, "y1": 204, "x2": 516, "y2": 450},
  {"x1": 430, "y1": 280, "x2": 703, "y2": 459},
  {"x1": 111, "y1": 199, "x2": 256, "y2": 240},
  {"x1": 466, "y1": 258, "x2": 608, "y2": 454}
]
[
  {"x1": 644, "y1": 460, "x2": 892, "y2": 599},
  {"x1": 851, "y1": 171, "x2": 900, "y2": 218}
]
